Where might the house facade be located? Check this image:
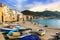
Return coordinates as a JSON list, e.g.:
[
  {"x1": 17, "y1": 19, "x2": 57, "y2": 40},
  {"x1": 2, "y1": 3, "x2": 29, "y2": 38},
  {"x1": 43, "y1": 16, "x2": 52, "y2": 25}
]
[{"x1": 0, "y1": 3, "x2": 19, "y2": 23}]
